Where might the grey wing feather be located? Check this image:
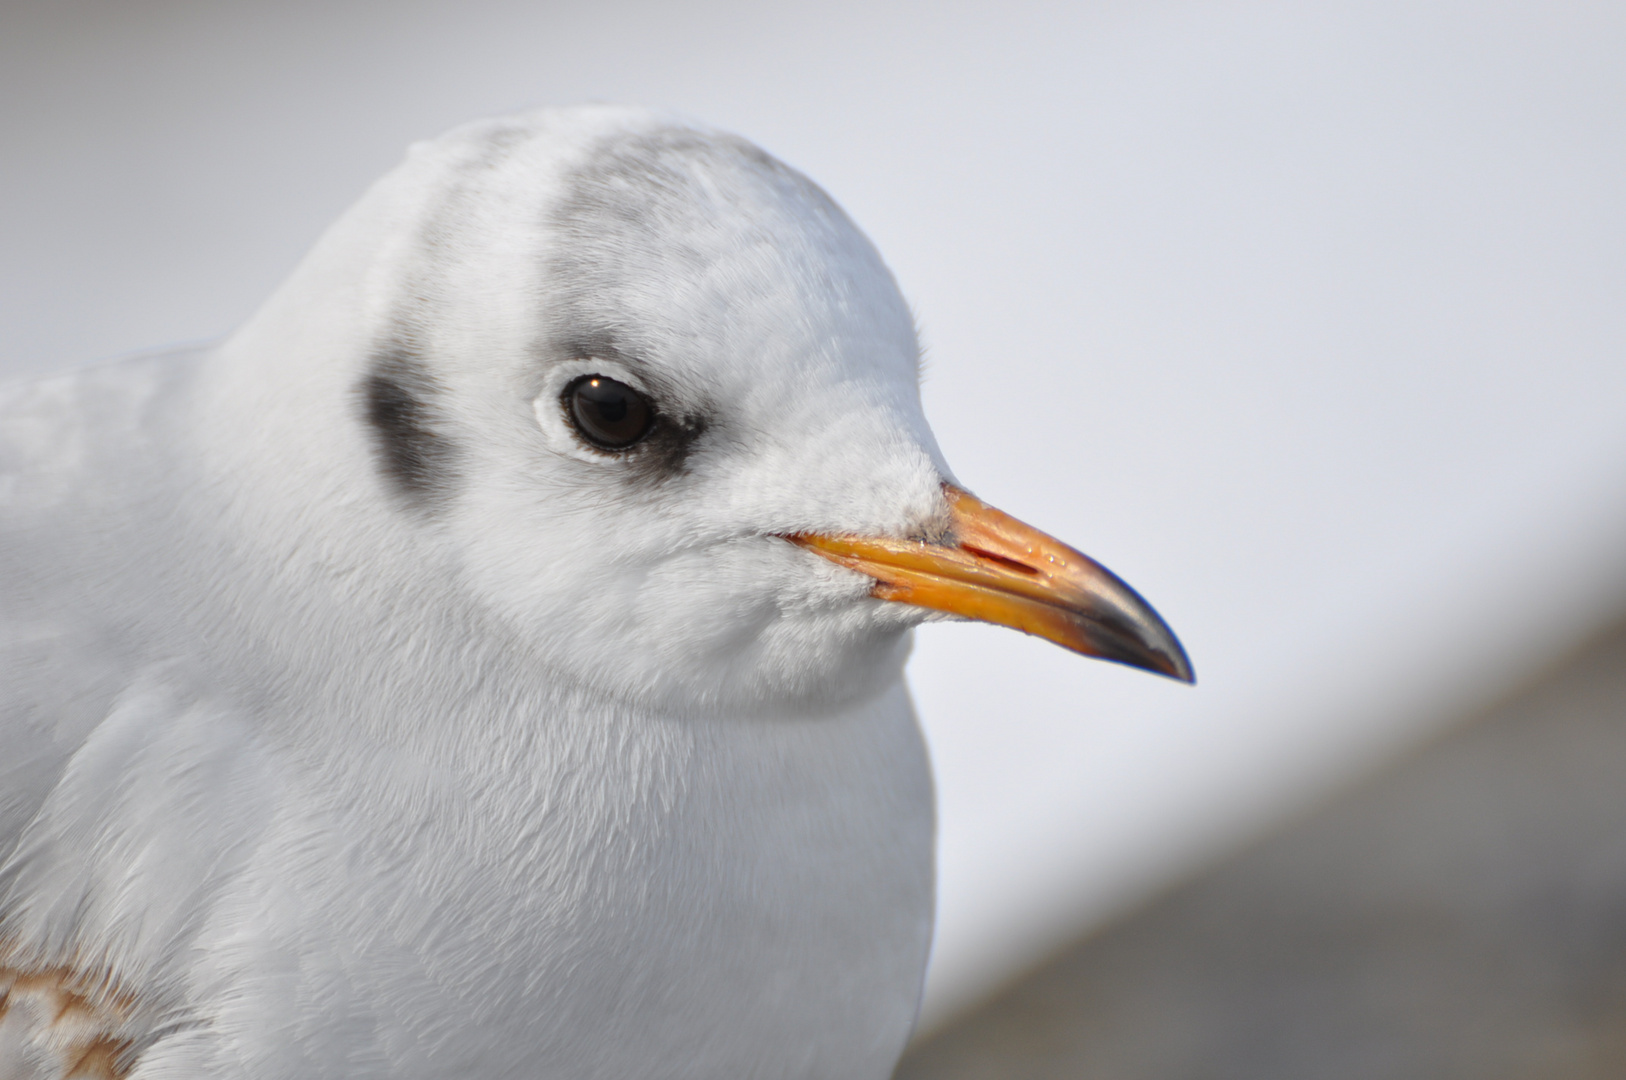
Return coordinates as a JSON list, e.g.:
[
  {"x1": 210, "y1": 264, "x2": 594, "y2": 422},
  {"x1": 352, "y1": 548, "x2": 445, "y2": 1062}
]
[{"x1": 0, "y1": 353, "x2": 198, "y2": 864}]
